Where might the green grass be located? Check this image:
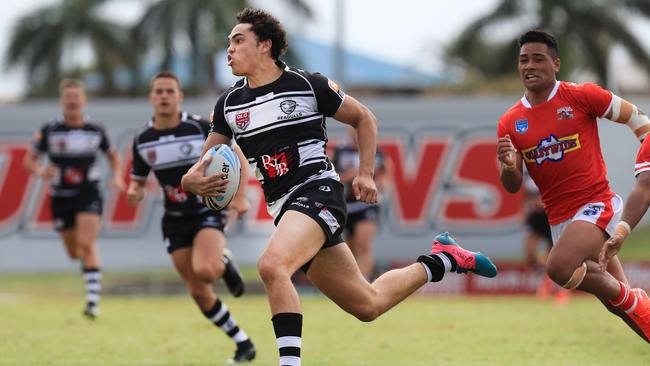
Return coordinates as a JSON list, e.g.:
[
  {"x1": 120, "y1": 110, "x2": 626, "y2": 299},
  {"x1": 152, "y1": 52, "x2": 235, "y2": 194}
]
[
  {"x1": 617, "y1": 224, "x2": 650, "y2": 260},
  {"x1": 1, "y1": 273, "x2": 650, "y2": 365}
]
